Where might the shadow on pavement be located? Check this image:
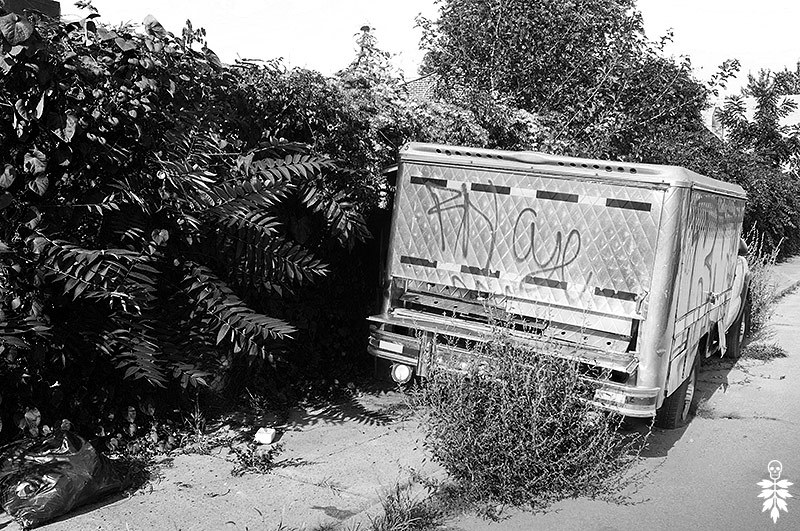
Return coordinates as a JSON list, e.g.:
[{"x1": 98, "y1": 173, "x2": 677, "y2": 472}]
[
  {"x1": 221, "y1": 380, "x2": 408, "y2": 436},
  {"x1": 619, "y1": 416, "x2": 686, "y2": 459},
  {"x1": 285, "y1": 392, "x2": 399, "y2": 429},
  {"x1": 639, "y1": 424, "x2": 689, "y2": 458},
  {"x1": 622, "y1": 351, "x2": 744, "y2": 458},
  {"x1": 695, "y1": 355, "x2": 741, "y2": 412}
]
